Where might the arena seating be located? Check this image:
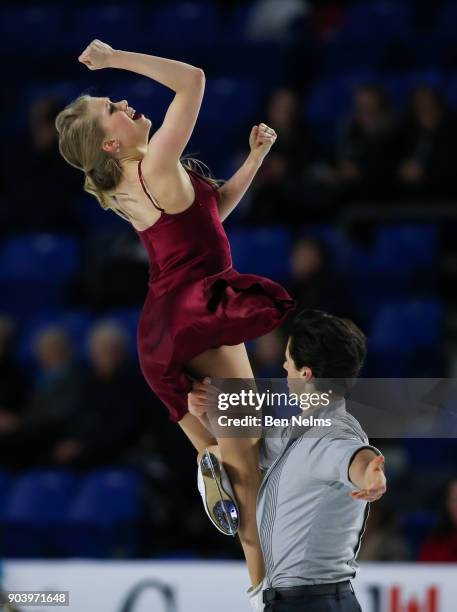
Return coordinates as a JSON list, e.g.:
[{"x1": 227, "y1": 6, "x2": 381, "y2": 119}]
[{"x1": 0, "y1": 468, "x2": 141, "y2": 558}]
